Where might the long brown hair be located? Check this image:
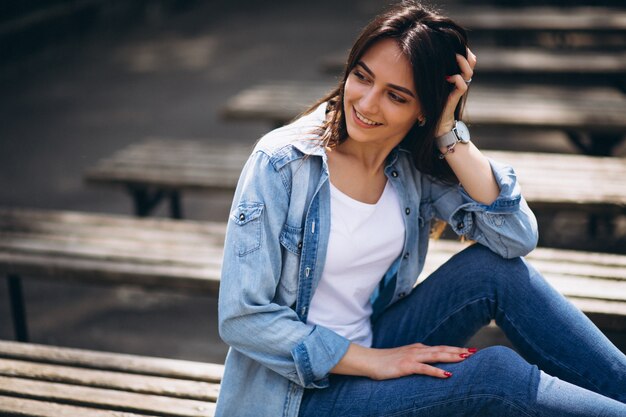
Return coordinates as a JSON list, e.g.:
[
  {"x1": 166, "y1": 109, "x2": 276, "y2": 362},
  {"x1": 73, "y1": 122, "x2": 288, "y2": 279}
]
[{"x1": 305, "y1": 0, "x2": 469, "y2": 186}]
